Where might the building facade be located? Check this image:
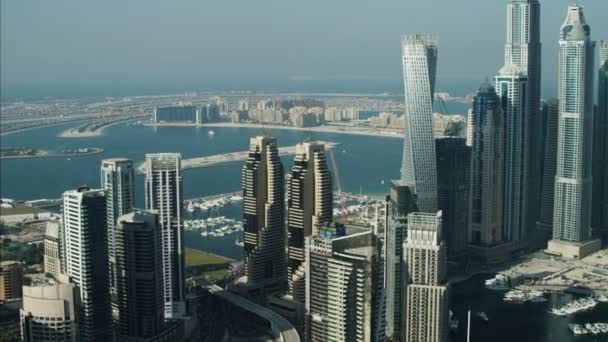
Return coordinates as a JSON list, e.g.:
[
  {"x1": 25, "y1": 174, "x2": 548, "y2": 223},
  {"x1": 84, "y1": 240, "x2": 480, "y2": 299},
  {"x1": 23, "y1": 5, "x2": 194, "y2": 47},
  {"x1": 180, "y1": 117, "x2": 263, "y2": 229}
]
[
  {"x1": 400, "y1": 34, "x2": 439, "y2": 213},
  {"x1": 403, "y1": 212, "x2": 449, "y2": 342},
  {"x1": 286, "y1": 142, "x2": 332, "y2": 303},
  {"x1": 305, "y1": 229, "x2": 380, "y2": 342},
  {"x1": 468, "y1": 84, "x2": 505, "y2": 247},
  {"x1": 0, "y1": 261, "x2": 23, "y2": 303},
  {"x1": 100, "y1": 158, "x2": 135, "y2": 302},
  {"x1": 242, "y1": 136, "x2": 286, "y2": 288},
  {"x1": 44, "y1": 222, "x2": 62, "y2": 278},
  {"x1": 435, "y1": 137, "x2": 470, "y2": 259},
  {"x1": 20, "y1": 283, "x2": 78, "y2": 342},
  {"x1": 63, "y1": 187, "x2": 112, "y2": 341},
  {"x1": 505, "y1": 0, "x2": 542, "y2": 234},
  {"x1": 144, "y1": 153, "x2": 187, "y2": 319},
  {"x1": 495, "y1": 64, "x2": 529, "y2": 243},
  {"x1": 154, "y1": 106, "x2": 198, "y2": 123},
  {"x1": 549, "y1": 6, "x2": 598, "y2": 258},
  {"x1": 537, "y1": 99, "x2": 559, "y2": 233},
  {"x1": 115, "y1": 210, "x2": 165, "y2": 340},
  {"x1": 592, "y1": 41, "x2": 608, "y2": 242}
]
